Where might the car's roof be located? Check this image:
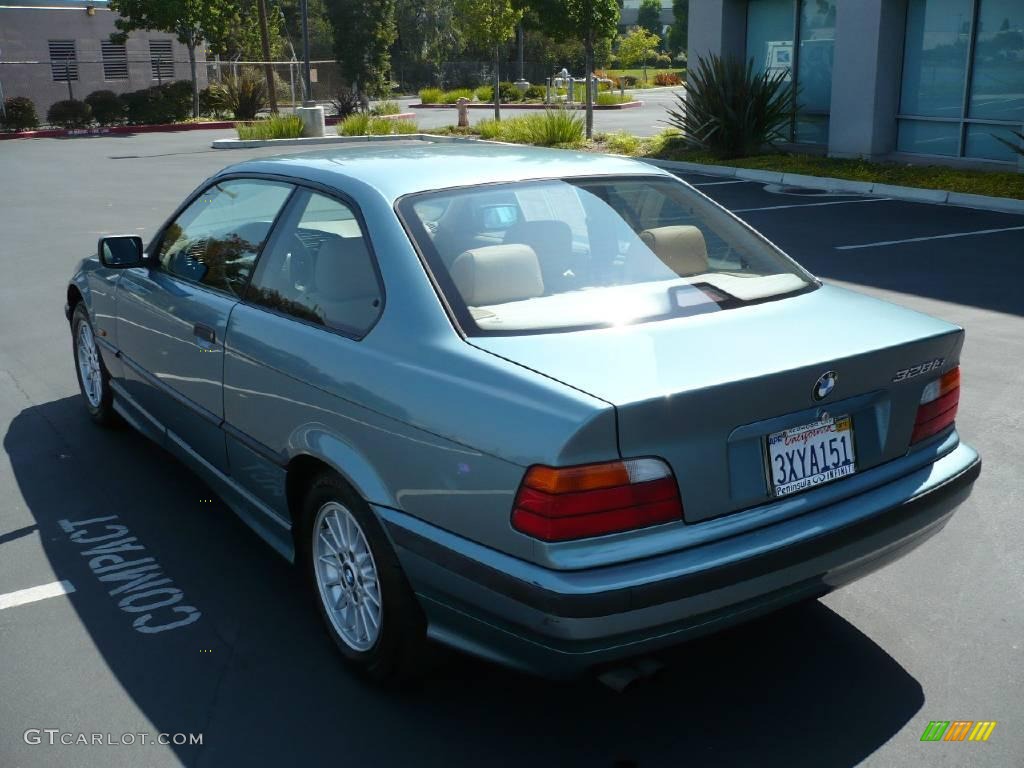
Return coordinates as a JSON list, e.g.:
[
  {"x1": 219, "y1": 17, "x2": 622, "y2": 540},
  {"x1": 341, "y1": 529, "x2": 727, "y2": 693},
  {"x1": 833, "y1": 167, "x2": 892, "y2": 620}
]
[{"x1": 218, "y1": 141, "x2": 673, "y2": 203}]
